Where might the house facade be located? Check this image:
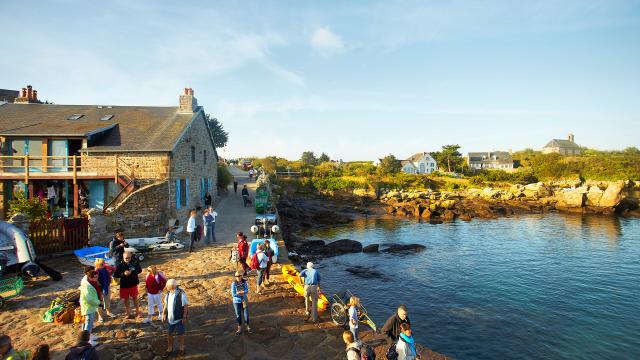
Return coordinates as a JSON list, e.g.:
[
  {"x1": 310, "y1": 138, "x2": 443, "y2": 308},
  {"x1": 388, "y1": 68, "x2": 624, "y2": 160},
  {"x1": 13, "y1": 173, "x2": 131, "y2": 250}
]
[
  {"x1": 0, "y1": 87, "x2": 218, "y2": 234},
  {"x1": 542, "y1": 134, "x2": 582, "y2": 155},
  {"x1": 401, "y1": 152, "x2": 438, "y2": 174},
  {"x1": 466, "y1": 151, "x2": 514, "y2": 170}
]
